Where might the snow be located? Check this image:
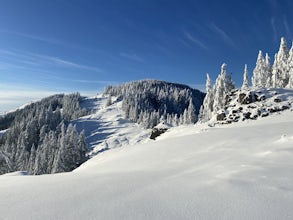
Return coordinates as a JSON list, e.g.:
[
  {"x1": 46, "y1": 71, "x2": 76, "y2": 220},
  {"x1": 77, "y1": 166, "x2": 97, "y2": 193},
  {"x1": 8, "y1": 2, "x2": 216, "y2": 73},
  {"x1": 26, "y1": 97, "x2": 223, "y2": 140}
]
[
  {"x1": 1, "y1": 98, "x2": 293, "y2": 219},
  {"x1": 210, "y1": 88, "x2": 293, "y2": 124},
  {"x1": 0, "y1": 129, "x2": 7, "y2": 137},
  {"x1": 74, "y1": 95, "x2": 151, "y2": 156}
]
